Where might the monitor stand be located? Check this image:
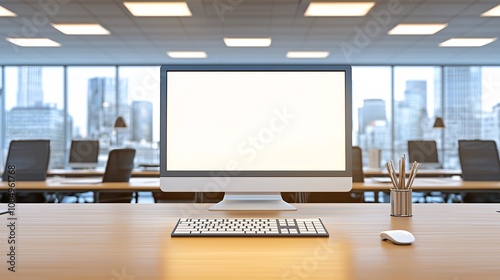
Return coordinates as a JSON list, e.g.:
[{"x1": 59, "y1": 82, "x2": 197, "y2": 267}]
[
  {"x1": 0, "y1": 207, "x2": 9, "y2": 216},
  {"x1": 209, "y1": 192, "x2": 297, "y2": 211}
]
